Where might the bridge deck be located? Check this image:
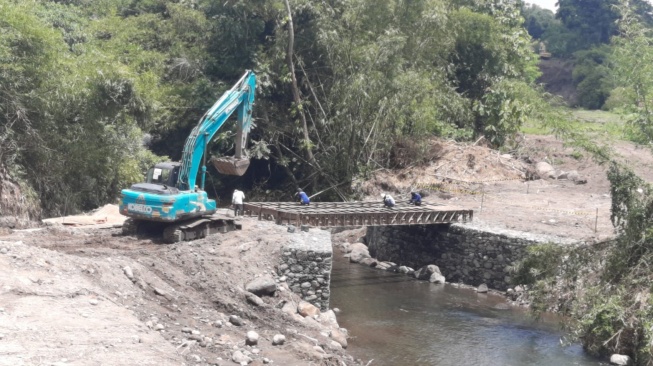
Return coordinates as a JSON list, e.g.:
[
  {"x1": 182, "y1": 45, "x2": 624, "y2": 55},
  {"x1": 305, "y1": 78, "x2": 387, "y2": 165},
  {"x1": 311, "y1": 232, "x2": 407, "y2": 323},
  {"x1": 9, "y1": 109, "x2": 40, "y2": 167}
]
[{"x1": 242, "y1": 201, "x2": 473, "y2": 227}]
